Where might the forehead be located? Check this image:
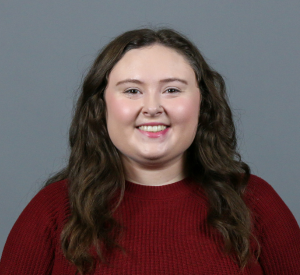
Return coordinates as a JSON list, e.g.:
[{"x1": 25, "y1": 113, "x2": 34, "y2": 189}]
[{"x1": 107, "y1": 44, "x2": 196, "y2": 84}]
